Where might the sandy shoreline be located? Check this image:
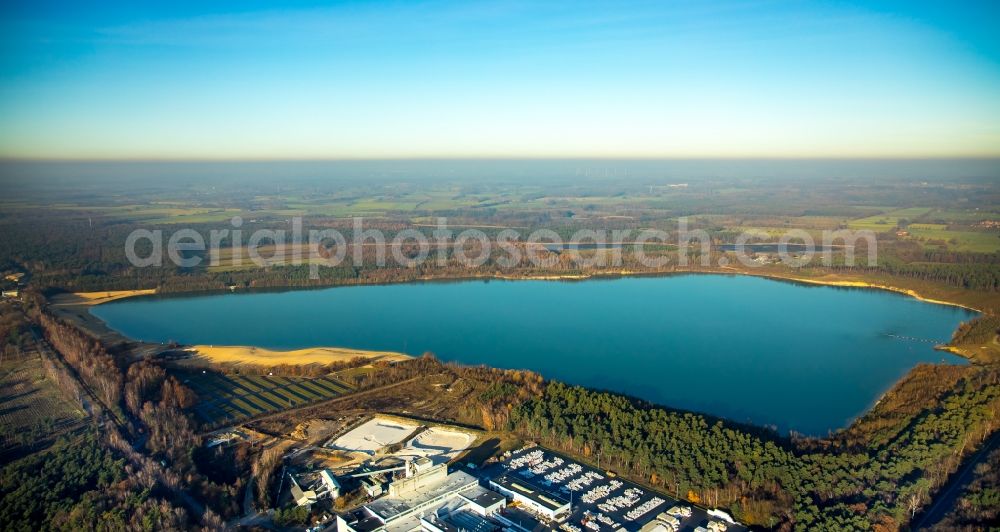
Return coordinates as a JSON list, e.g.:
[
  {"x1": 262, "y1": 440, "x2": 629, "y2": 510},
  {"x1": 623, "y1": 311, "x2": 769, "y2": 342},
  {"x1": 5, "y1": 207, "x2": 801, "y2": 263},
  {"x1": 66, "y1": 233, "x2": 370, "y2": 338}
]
[
  {"x1": 53, "y1": 289, "x2": 158, "y2": 306},
  {"x1": 487, "y1": 269, "x2": 984, "y2": 313},
  {"x1": 763, "y1": 276, "x2": 982, "y2": 313},
  {"x1": 188, "y1": 345, "x2": 410, "y2": 366}
]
